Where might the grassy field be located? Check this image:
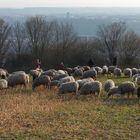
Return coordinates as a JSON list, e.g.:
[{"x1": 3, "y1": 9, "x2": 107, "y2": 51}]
[{"x1": 0, "y1": 76, "x2": 140, "y2": 140}]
